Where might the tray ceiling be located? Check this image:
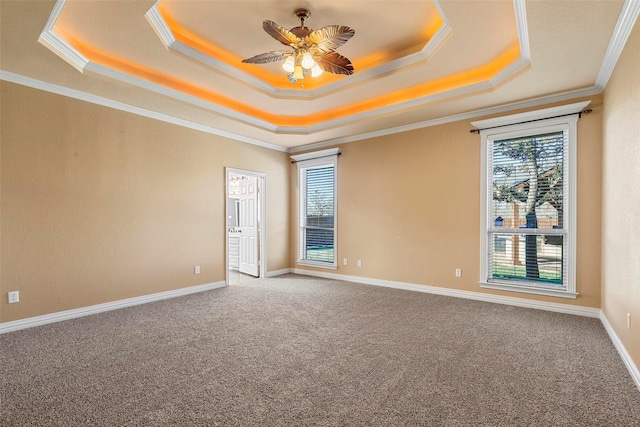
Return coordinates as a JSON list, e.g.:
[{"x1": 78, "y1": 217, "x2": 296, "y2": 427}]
[{"x1": 1, "y1": 0, "x2": 636, "y2": 151}]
